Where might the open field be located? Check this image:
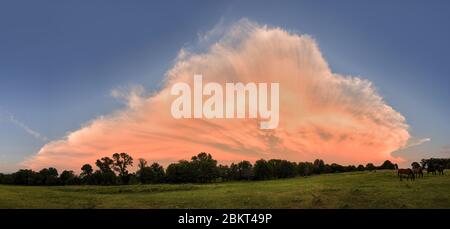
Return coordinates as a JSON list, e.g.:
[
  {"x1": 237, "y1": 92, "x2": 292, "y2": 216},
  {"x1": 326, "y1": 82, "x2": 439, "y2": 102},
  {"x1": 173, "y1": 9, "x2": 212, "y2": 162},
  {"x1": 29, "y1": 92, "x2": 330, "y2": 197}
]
[{"x1": 0, "y1": 170, "x2": 449, "y2": 209}]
